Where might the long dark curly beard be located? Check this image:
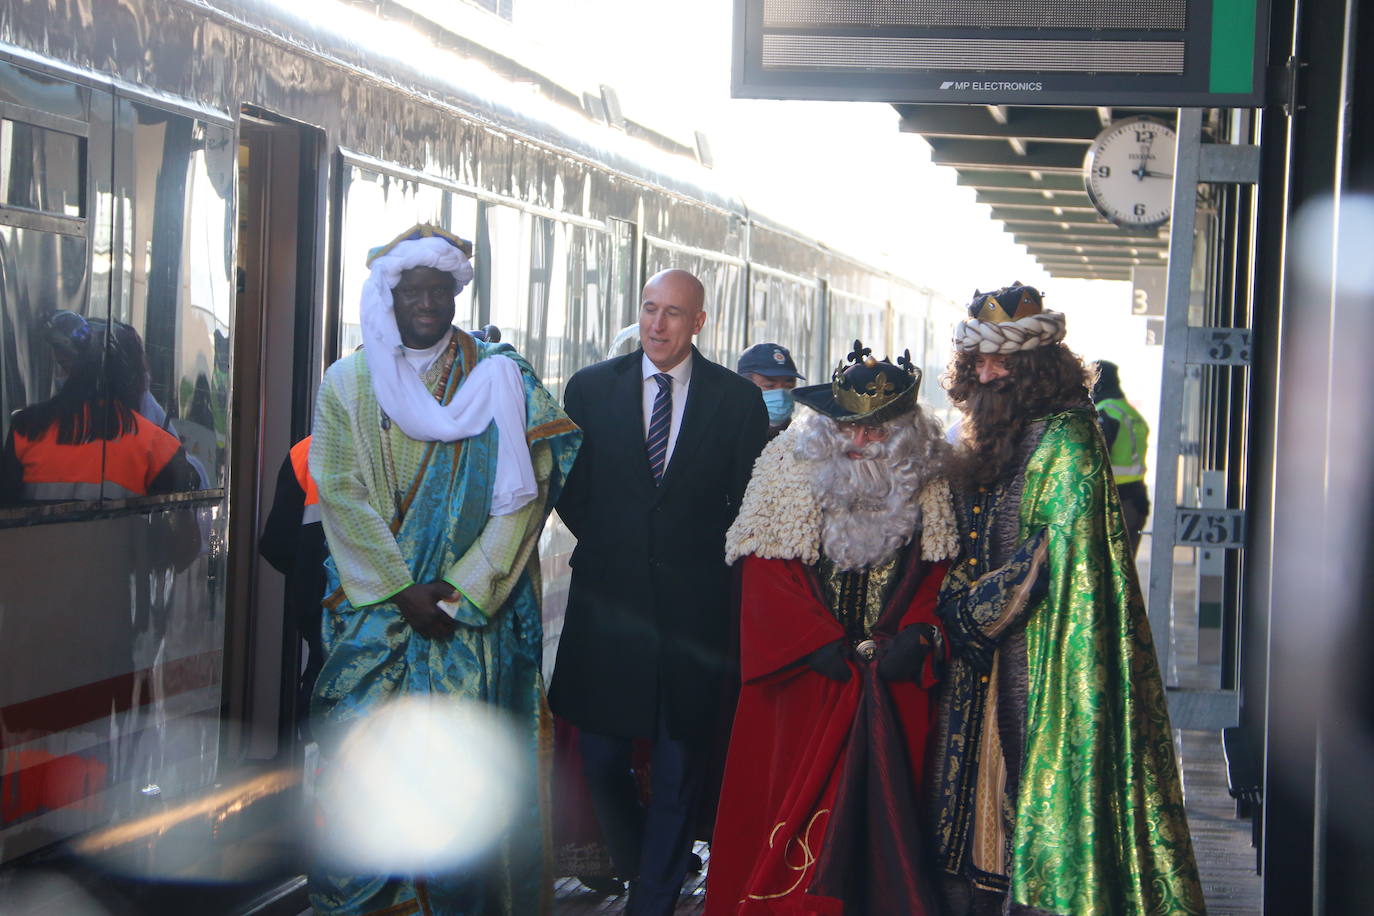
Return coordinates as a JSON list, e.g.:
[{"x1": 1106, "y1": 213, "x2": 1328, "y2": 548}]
[{"x1": 943, "y1": 345, "x2": 1092, "y2": 488}]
